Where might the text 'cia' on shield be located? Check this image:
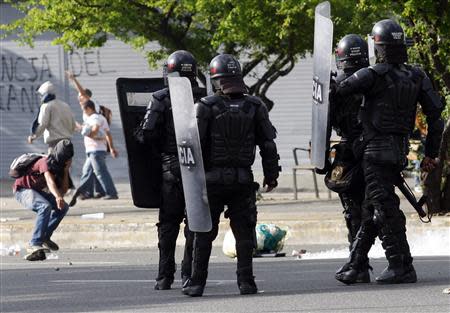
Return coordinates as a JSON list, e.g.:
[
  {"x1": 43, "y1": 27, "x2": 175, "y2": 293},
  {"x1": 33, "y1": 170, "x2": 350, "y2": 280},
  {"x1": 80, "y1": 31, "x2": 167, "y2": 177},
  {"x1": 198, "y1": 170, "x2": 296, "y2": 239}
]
[
  {"x1": 312, "y1": 77, "x2": 324, "y2": 104},
  {"x1": 178, "y1": 145, "x2": 196, "y2": 166}
]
